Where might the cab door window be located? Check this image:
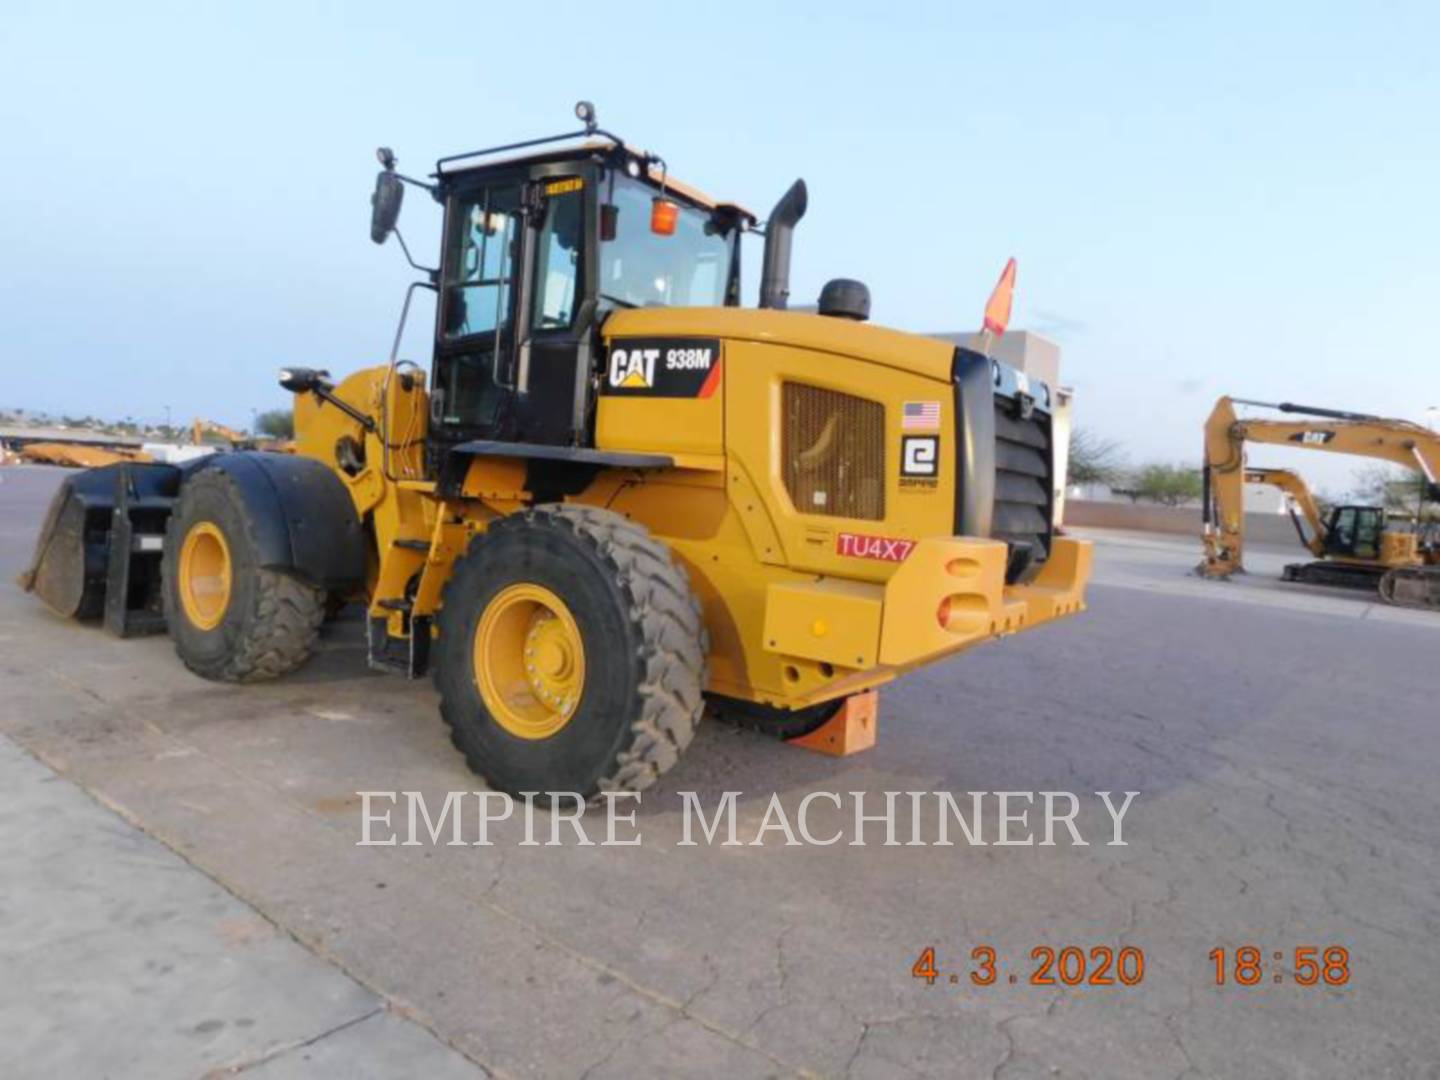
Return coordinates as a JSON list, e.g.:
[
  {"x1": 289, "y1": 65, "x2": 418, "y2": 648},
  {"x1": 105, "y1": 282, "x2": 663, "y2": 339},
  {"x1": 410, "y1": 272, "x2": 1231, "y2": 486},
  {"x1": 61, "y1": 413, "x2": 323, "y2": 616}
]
[
  {"x1": 532, "y1": 181, "x2": 584, "y2": 330},
  {"x1": 1353, "y1": 508, "x2": 1383, "y2": 558},
  {"x1": 1329, "y1": 507, "x2": 1357, "y2": 554}
]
